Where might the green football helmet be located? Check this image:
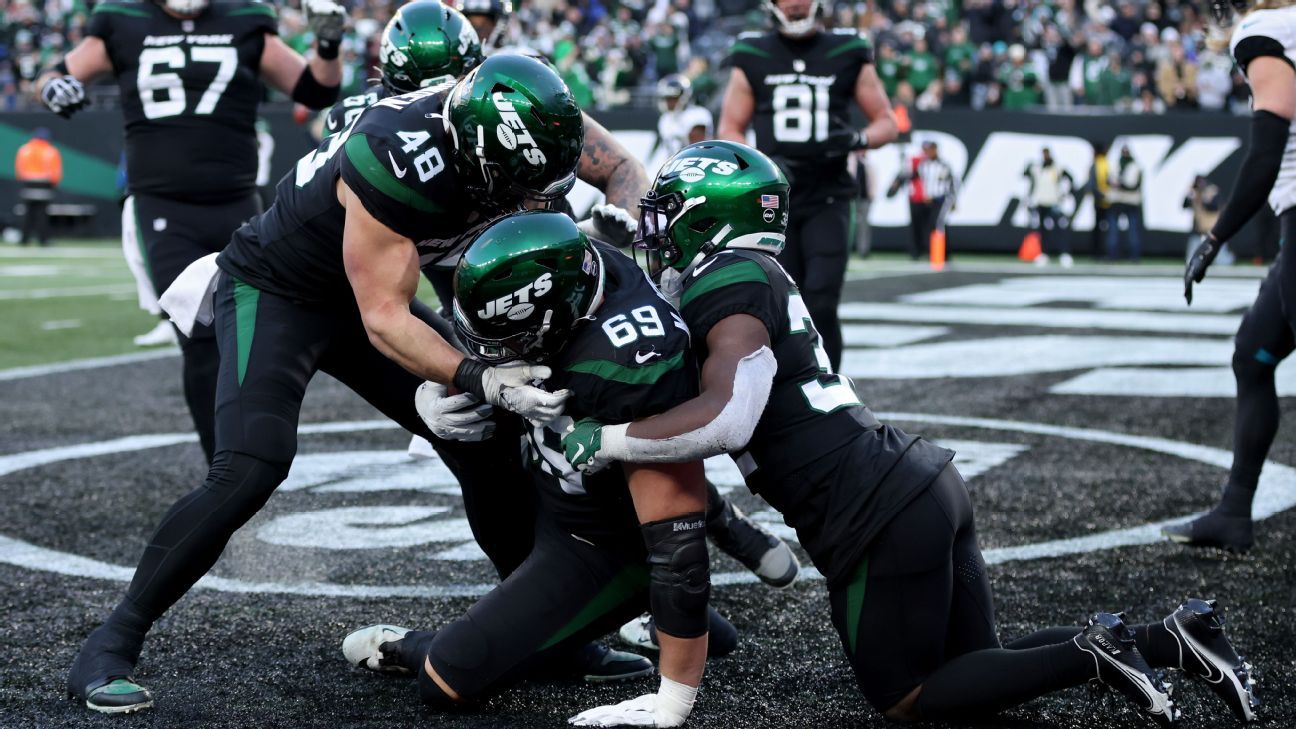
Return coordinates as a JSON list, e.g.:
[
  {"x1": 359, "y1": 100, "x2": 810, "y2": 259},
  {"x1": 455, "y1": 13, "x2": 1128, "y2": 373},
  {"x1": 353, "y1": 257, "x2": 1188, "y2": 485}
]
[
  {"x1": 637, "y1": 140, "x2": 790, "y2": 278},
  {"x1": 379, "y1": 1, "x2": 483, "y2": 94},
  {"x1": 453, "y1": 210, "x2": 604, "y2": 364},
  {"x1": 443, "y1": 53, "x2": 584, "y2": 204}
]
